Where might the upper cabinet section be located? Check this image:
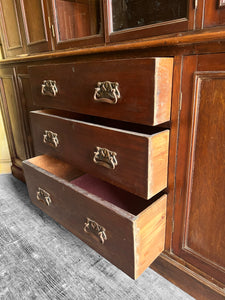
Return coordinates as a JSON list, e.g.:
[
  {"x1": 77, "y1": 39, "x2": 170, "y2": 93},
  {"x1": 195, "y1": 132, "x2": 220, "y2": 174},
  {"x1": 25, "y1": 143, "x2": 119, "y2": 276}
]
[
  {"x1": 0, "y1": 0, "x2": 26, "y2": 57},
  {"x1": 49, "y1": 0, "x2": 104, "y2": 50},
  {"x1": 0, "y1": 0, "x2": 51, "y2": 57},
  {"x1": 106, "y1": 0, "x2": 195, "y2": 42},
  {"x1": 19, "y1": 0, "x2": 51, "y2": 54},
  {"x1": 2, "y1": 0, "x2": 225, "y2": 58},
  {"x1": 203, "y1": 1, "x2": 225, "y2": 28}
]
